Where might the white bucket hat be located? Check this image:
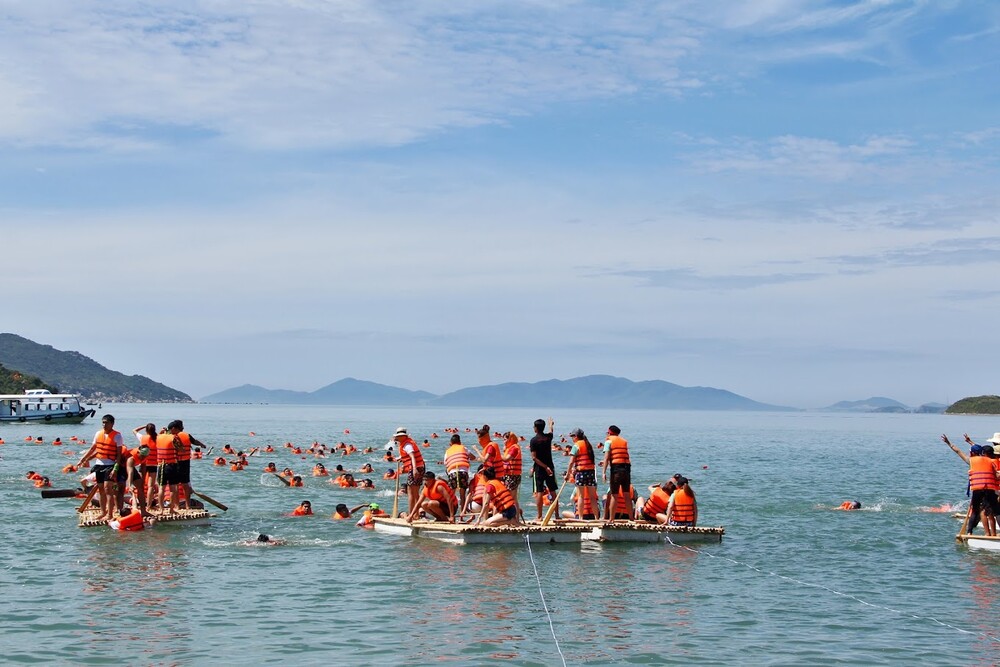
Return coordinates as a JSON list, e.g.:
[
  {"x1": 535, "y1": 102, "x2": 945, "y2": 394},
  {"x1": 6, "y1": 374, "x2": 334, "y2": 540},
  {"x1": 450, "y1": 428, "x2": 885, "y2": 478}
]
[
  {"x1": 393, "y1": 427, "x2": 409, "y2": 438},
  {"x1": 987, "y1": 432, "x2": 1000, "y2": 445}
]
